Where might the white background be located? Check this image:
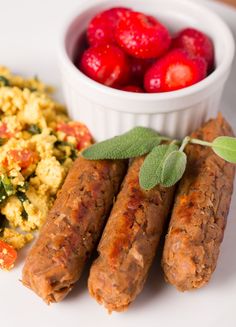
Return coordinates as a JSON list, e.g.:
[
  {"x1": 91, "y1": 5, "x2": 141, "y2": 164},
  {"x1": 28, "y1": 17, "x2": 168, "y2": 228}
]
[{"x1": 0, "y1": 1, "x2": 236, "y2": 327}]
